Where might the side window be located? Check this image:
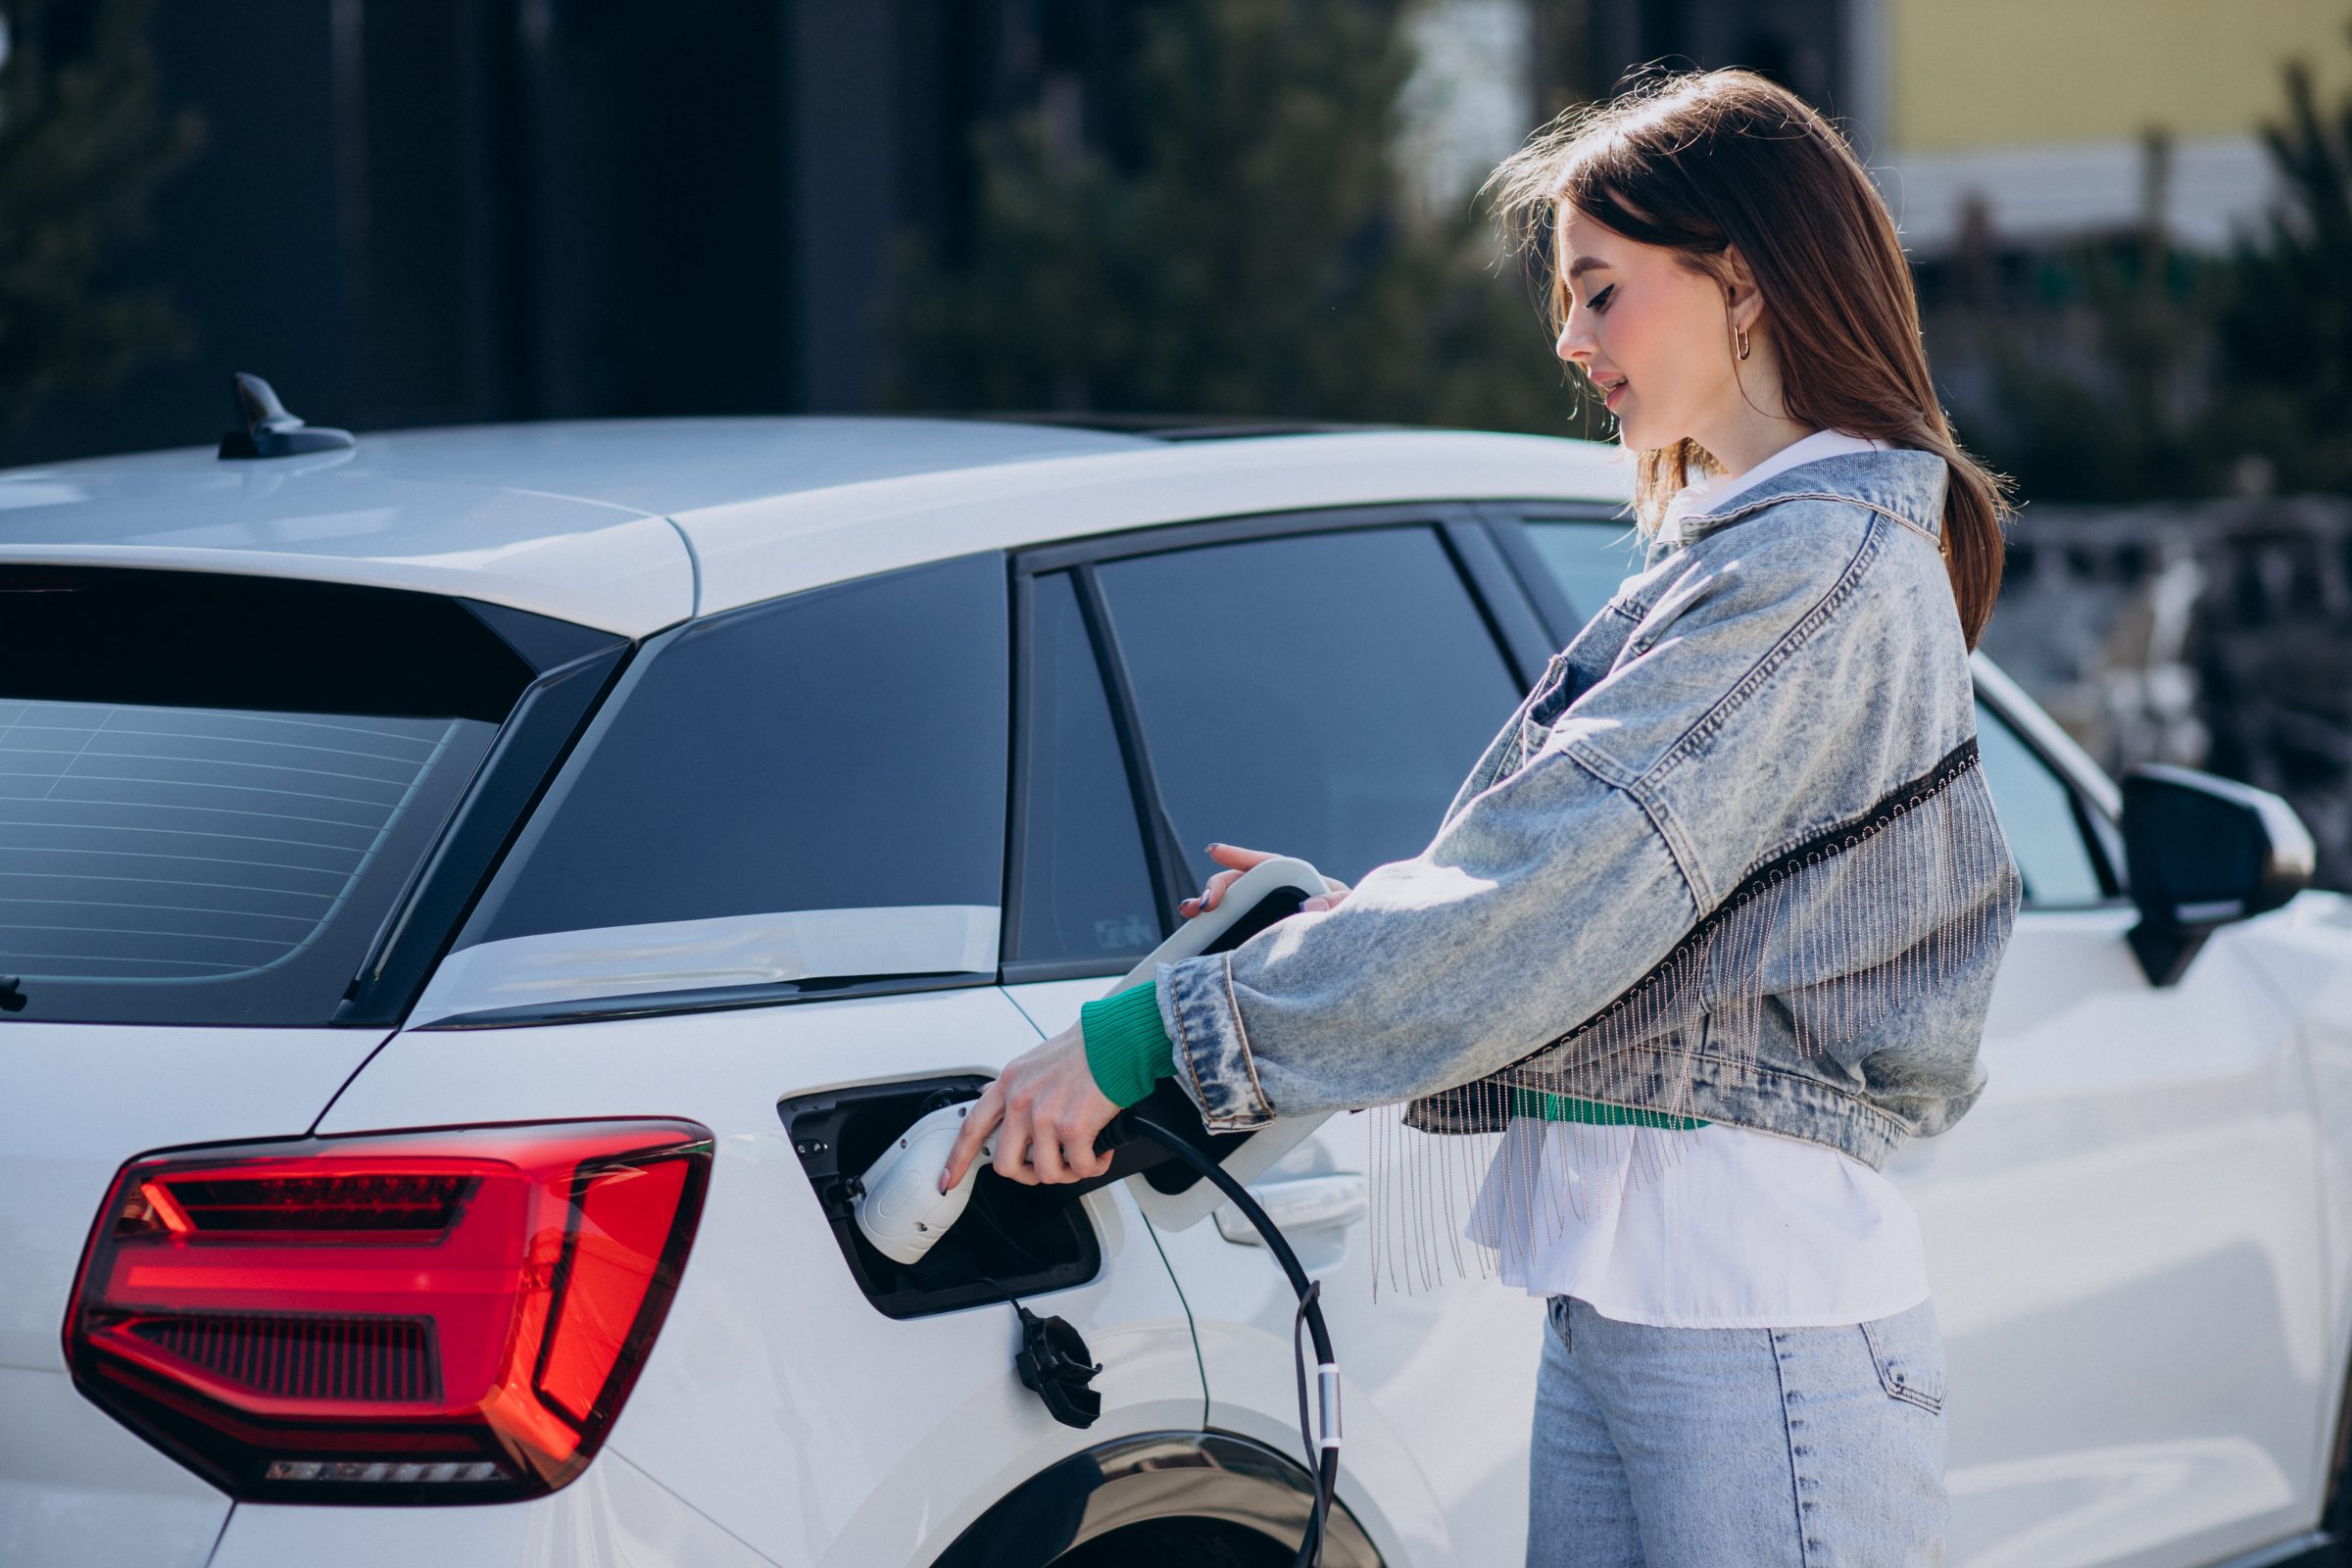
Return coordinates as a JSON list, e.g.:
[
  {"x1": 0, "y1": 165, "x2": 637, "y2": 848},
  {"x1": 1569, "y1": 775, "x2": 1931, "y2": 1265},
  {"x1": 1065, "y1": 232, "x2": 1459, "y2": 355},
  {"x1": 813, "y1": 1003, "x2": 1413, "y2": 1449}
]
[
  {"x1": 437, "y1": 553, "x2": 1009, "y2": 1019},
  {"x1": 1521, "y1": 517, "x2": 1647, "y2": 626},
  {"x1": 1974, "y1": 700, "x2": 2109, "y2": 907},
  {"x1": 1094, "y1": 526, "x2": 1522, "y2": 891},
  {"x1": 1007, "y1": 573, "x2": 1160, "y2": 974}
]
